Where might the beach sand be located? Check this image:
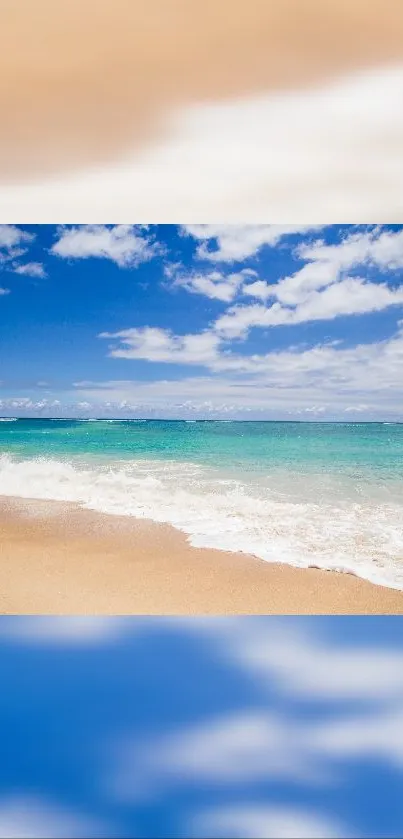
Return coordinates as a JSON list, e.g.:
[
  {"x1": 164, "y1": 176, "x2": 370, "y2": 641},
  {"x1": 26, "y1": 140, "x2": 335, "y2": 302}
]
[{"x1": 1, "y1": 497, "x2": 403, "y2": 615}]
